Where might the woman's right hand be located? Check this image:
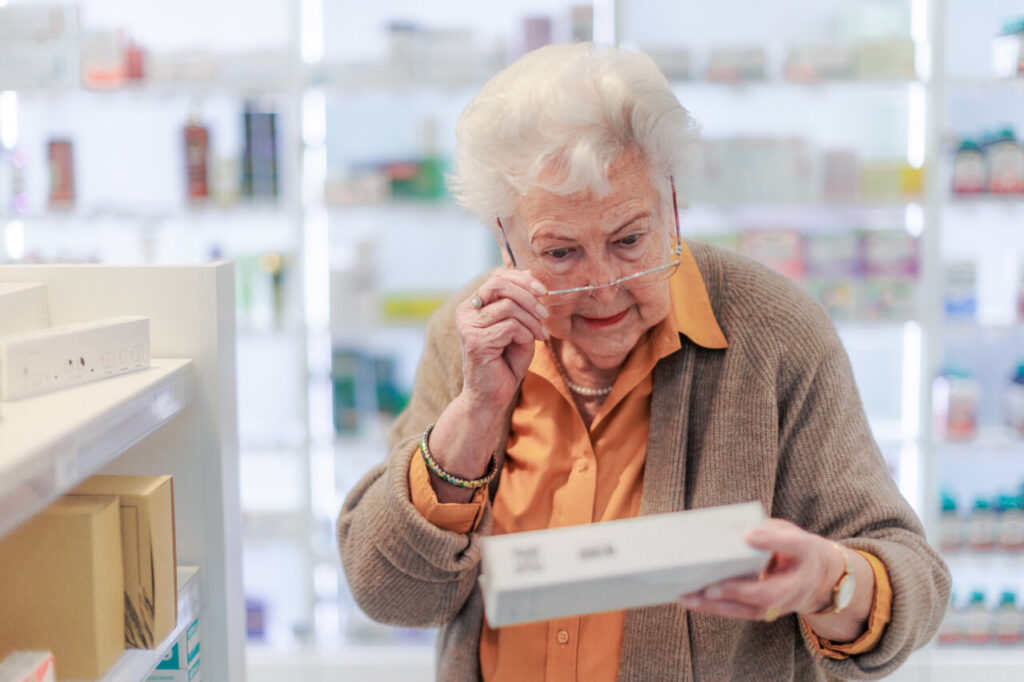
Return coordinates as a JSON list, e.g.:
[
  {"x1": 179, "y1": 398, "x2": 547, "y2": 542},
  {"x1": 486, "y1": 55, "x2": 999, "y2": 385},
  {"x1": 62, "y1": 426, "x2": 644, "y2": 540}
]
[
  {"x1": 454, "y1": 267, "x2": 550, "y2": 415},
  {"x1": 420, "y1": 268, "x2": 548, "y2": 503}
]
